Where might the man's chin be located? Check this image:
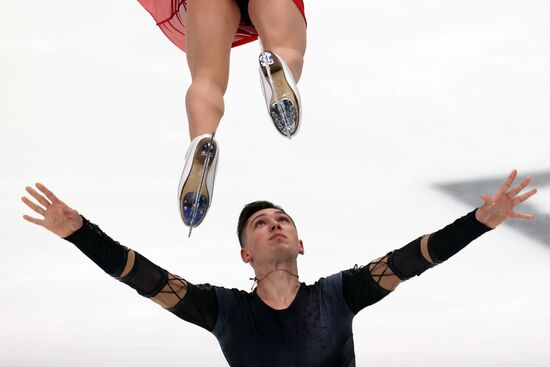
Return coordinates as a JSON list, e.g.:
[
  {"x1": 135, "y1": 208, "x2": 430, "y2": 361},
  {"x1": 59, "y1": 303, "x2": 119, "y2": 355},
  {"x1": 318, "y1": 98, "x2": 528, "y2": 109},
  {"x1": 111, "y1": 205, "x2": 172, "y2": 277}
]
[{"x1": 269, "y1": 239, "x2": 293, "y2": 248}]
